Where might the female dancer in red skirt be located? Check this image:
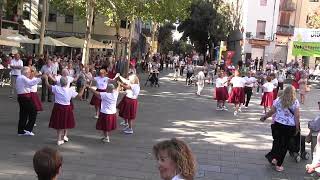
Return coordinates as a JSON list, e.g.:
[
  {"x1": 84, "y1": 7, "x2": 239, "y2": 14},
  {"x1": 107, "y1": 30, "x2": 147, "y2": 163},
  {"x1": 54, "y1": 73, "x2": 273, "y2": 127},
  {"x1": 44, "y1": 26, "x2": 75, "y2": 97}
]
[
  {"x1": 88, "y1": 83, "x2": 120, "y2": 143},
  {"x1": 117, "y1": 74, "x2": 140, "y2": 134},
  {"x1": 270, "y1": 73, "x2": 278, "y2": 100},
  {"x1": 215, "y1": 70, "x2": 229, "y2": 110},
  {"x1": 43, "y1": 75, "x2": 85, "y2": 145},
  {"x1": 30, "y1": 67, "x2": 43, "y2": 112},
  {"x1": 228, "y1": 70, "x2": 246, "y2": 116},
  {"x1": 261, "y1": 76, "x2": 275, "y2": 114},
  {"x1": 90, "y1": 69, "x2": 115, "y2": 119}
]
